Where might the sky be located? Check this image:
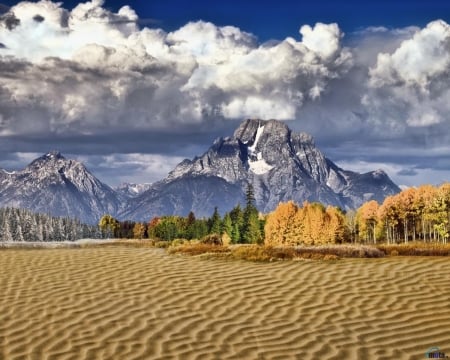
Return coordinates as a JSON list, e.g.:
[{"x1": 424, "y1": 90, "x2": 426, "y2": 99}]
[{"x1": 0, "y1": 0, "x2": 449, "y2": 188}]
